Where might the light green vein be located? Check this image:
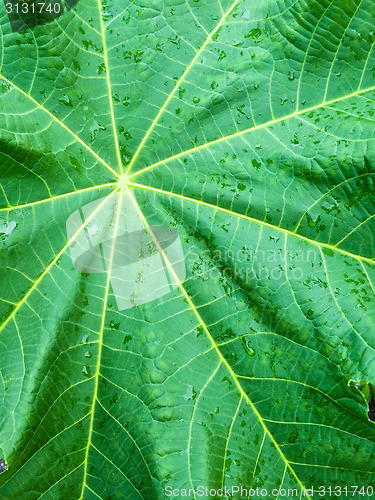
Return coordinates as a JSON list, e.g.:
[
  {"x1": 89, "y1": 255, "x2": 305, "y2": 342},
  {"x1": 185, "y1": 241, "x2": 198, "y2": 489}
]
[
  {"x1": 0, "y1": 183, "x2": 116, "y2": 213},
  {"x1": 37, "y1": 460, "x2": 85, "y2": 499},
  {"x1": 289, "y1": 462, "x2": 373, "y2": 474},
  {"x1": 18, "y1": 378, "x2": 95, "y2": 465},
  {"x1": 360, "y1": 261, "x2": 375, "y2": 295},
  {"x1": 127, "y1": 182, "x2": 375, "y2": 266},
  {"x1": 90, "y1": 444, "x2": 144, "y2": 499},
  {"x1": 0, "y1": 414, "x2": 90, "y2": 490},
  {"x1": 124, "y1": 0, "x2": 241, "y2": 175},
  {"x1": 96, "y1": 399, "x2": 154, "y2": 486},
  {"x1": 97, "y1": 0, "x2": 123, "y2": 174},
  {"x1": 125, "y1": 187, "x2": 311, "y2": 500},
  {"x1": 220, "y1": 394, "x2": 242, "y2": 490},
  {"x1": 129, "y1": 84, "x2": 375, "y2": 179},
  {"x1": 335, "y1": 212, "x2": 375, "y2": 246},
  {"x1": 294, "y1": 173, "x2": 375, "y2": 232},
  {"x1": 296, "y1": 1, "x2": 332, "y2": 111},
  {"x1": 319, "y1": 247, "x2": 375, "y2": 352},
  {"x1": 0, "y1": 190, "x2": 118, "y2": 333},
  {"x1": 0, "y1": 73, "x2": 119, "y2": 179},
  {"x1": 263, "y1": 418, "x2": 375, "y2": 446},
  {"x1": 251, "y1": 429, "x2": 267, "y2": 486},
  {"x1": 79, "y1": 189, "x2": 123, "y2": 499},
  {"x1": 85, "y1": 484, "x2": 103, "y2": 499},
  {"x1": 323, "y1": 0, "x2": 363, "y2": 102},
  {"x1": 188, "y1": 361, "x2": 221, "y2": 497},
  {"x1": 106, "y1": 0, "x2": 137, "y2": 29}
]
